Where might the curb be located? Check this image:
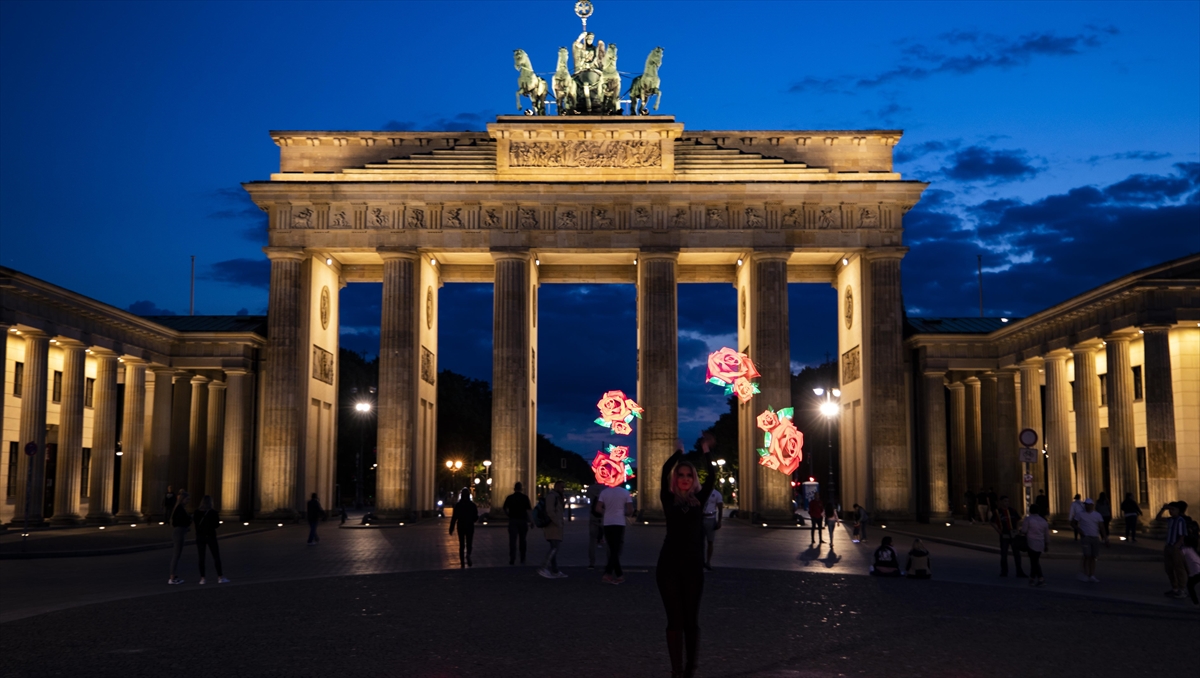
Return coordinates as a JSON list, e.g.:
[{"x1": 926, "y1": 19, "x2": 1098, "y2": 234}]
[
  {"x1": 884, "y1": 528, "x2": 1161, "y2": 562},
  {"x1": 0, "y1": 526, "x2": 279, "y2": 560}
]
